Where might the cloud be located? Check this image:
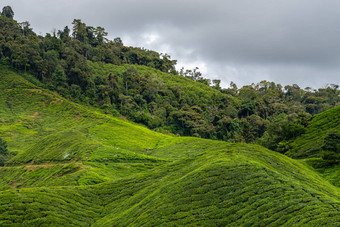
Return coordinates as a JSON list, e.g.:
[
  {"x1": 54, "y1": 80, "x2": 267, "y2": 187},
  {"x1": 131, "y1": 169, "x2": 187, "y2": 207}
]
[{"x1": 2, "y1": 0, "x2": 340, "y2": 88}]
